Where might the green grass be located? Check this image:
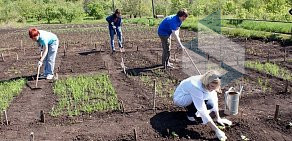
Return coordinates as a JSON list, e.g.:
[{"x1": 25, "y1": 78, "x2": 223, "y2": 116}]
[
  {"x1": 125, "y1": 17, "x2": 292, "y2": 44},
  {"x1": 124, "y1": 18, "x2": 162, "y2": 26},
  {"x1": 222, "y1": 20, "x2": 292, "y2": 34},
  {"x1": 51, "y1": 74, "x2": 119, "y2": 117},
  {"x1": 123, "y1": 16, "x2": 199, "y2": 32},
  {"x1": 245, "y1": 61, "x2": 292, "y2": 81},
  {"x1": 139, "y1": 69, "x2": 176, "y2": 98},
  {"x1": 257, "y1": 77, "x2": 270, "y2": 93},
  {"x1": 222, "y1": 27, "x2": 291, "y2": 43},
  {"x1": 0, "y1": 79, "x2": 26, "y2": 115},
  {"x1": 0, "y1": 18, "x2": 105, "y2": 28}
]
